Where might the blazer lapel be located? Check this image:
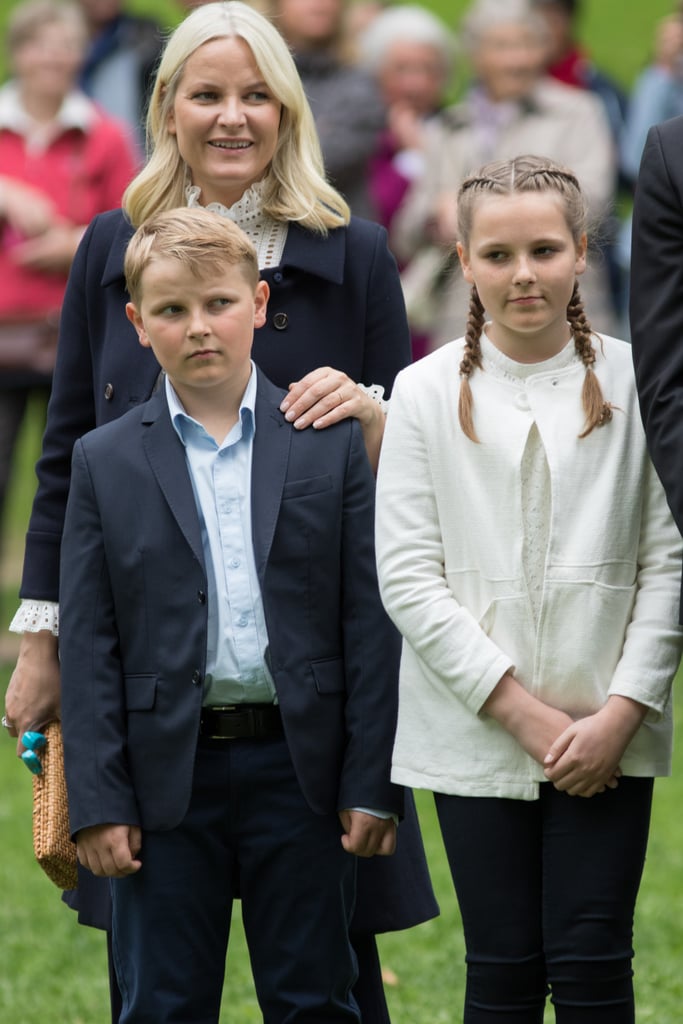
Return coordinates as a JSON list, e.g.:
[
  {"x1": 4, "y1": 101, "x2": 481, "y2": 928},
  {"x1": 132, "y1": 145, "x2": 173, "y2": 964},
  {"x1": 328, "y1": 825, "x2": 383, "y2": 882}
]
[
  {"x1": 251, "y1": 369, "x2": 291, "y2": 581},
  {"x1": 140, "y1": 390, "x2": 205, "y2": 568}
]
